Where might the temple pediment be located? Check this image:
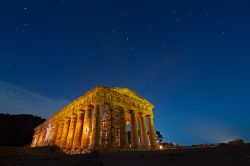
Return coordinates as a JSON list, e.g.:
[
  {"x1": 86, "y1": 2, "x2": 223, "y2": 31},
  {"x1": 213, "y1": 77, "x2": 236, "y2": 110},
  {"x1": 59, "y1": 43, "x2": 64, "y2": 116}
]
[{"x1": 105, "y1": 87, "x2": 153, "y2": 106}]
